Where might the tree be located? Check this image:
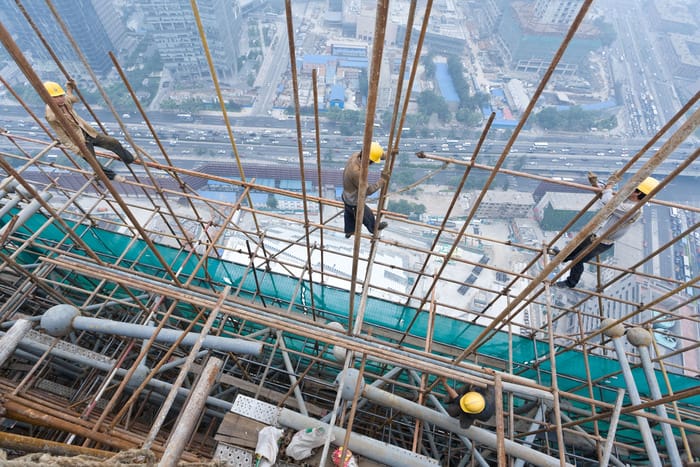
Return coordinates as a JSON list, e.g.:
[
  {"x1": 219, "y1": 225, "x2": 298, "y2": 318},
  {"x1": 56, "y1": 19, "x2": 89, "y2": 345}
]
[{"x1": 388, "y1": 199, "x2": 426, "y2": 217}]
